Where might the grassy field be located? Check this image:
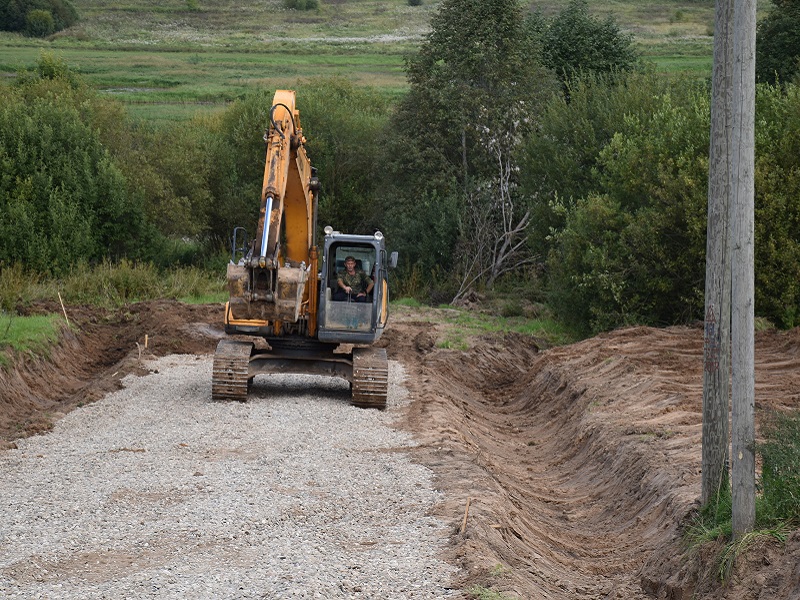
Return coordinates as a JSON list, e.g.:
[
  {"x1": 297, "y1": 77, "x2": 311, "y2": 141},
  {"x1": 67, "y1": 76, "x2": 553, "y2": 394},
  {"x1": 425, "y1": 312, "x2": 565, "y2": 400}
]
[{"x1": 0, "y1": 0, "x2": 772, "y2": 121}]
